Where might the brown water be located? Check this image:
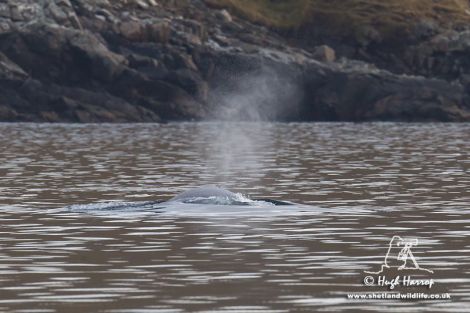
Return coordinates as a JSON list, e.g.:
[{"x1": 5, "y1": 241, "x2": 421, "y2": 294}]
[{"x1": 0, "y1": 122, "x2": 469, "y2": 312}]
